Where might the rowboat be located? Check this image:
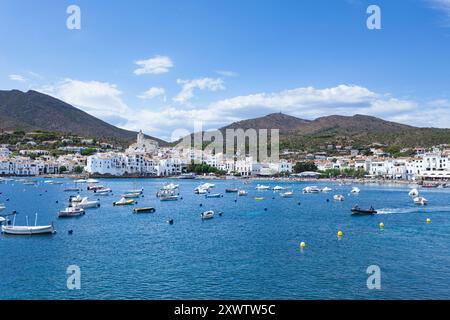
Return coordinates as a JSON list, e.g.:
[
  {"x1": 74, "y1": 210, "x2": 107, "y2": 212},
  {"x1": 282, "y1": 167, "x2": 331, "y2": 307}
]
[
  {"x1": 255, "y1": 197, "x2": 265, "y2": 201},
  {"x1": 58, "y1": 207, "x2": 85, "y2": 218},
  {"x1": 113, "y1": 198, "x2": 135, "y2": 206},
  {"x1": 351, "y1": 206, "x2": 377, "y2": 215},
  {"x1": 133, "y1": 207, "x2": 156, "y2": 213},
  {"x1": 225, "y1": 188, "x2": 238, "y2": 193},
  {"x1": 201, "y1": 210, "x2": 214, "y2": 220}
]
